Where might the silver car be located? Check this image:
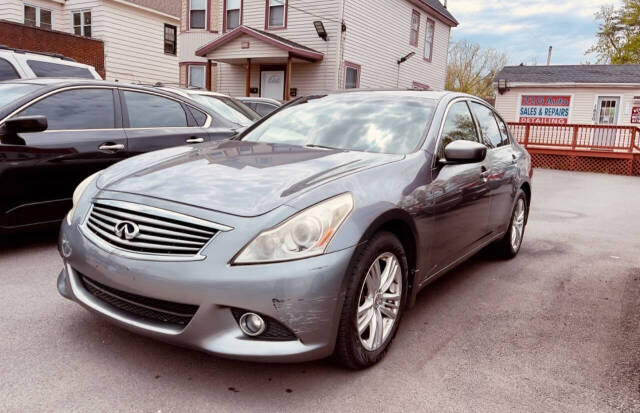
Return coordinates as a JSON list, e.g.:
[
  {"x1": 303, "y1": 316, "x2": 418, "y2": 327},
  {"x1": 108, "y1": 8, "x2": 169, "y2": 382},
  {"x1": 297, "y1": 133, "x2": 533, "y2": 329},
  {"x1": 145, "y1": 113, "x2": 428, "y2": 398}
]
[{"x1": 57, "y1": 91, "x2": 532, "y2": 368}]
